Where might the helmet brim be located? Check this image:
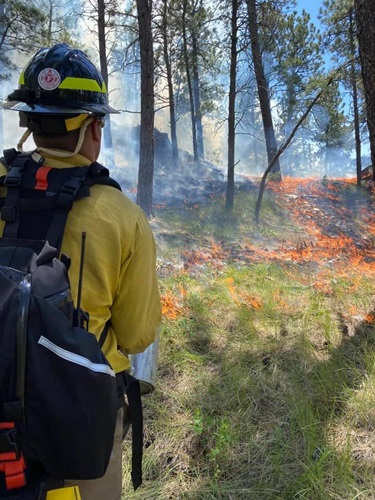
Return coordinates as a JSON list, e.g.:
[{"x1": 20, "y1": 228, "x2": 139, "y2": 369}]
[{"x1": 3, "y1": 101, "x2": 120, "y2": 114}]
